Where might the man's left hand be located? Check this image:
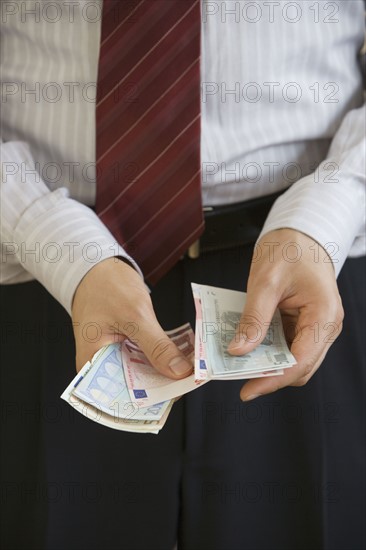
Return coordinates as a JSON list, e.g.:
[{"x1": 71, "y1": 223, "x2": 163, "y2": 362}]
[{"x1": 227, "y1": 228, "x2": 344, "y2": 400}]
